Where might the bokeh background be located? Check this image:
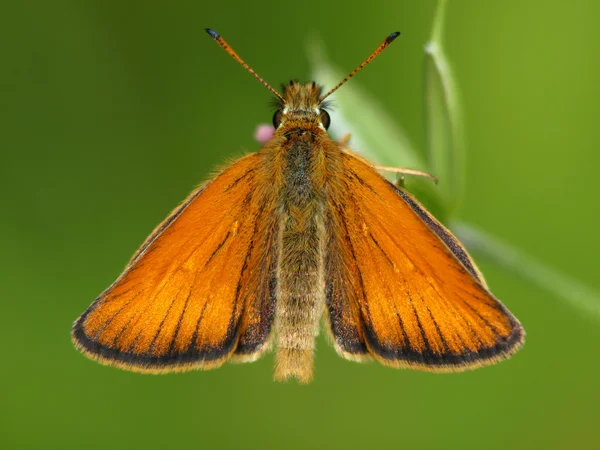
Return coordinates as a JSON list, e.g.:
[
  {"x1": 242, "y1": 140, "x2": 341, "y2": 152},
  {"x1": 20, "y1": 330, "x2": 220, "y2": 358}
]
[{"x1": 2, "y1": 1, "x2": 599, "y2": 449}]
